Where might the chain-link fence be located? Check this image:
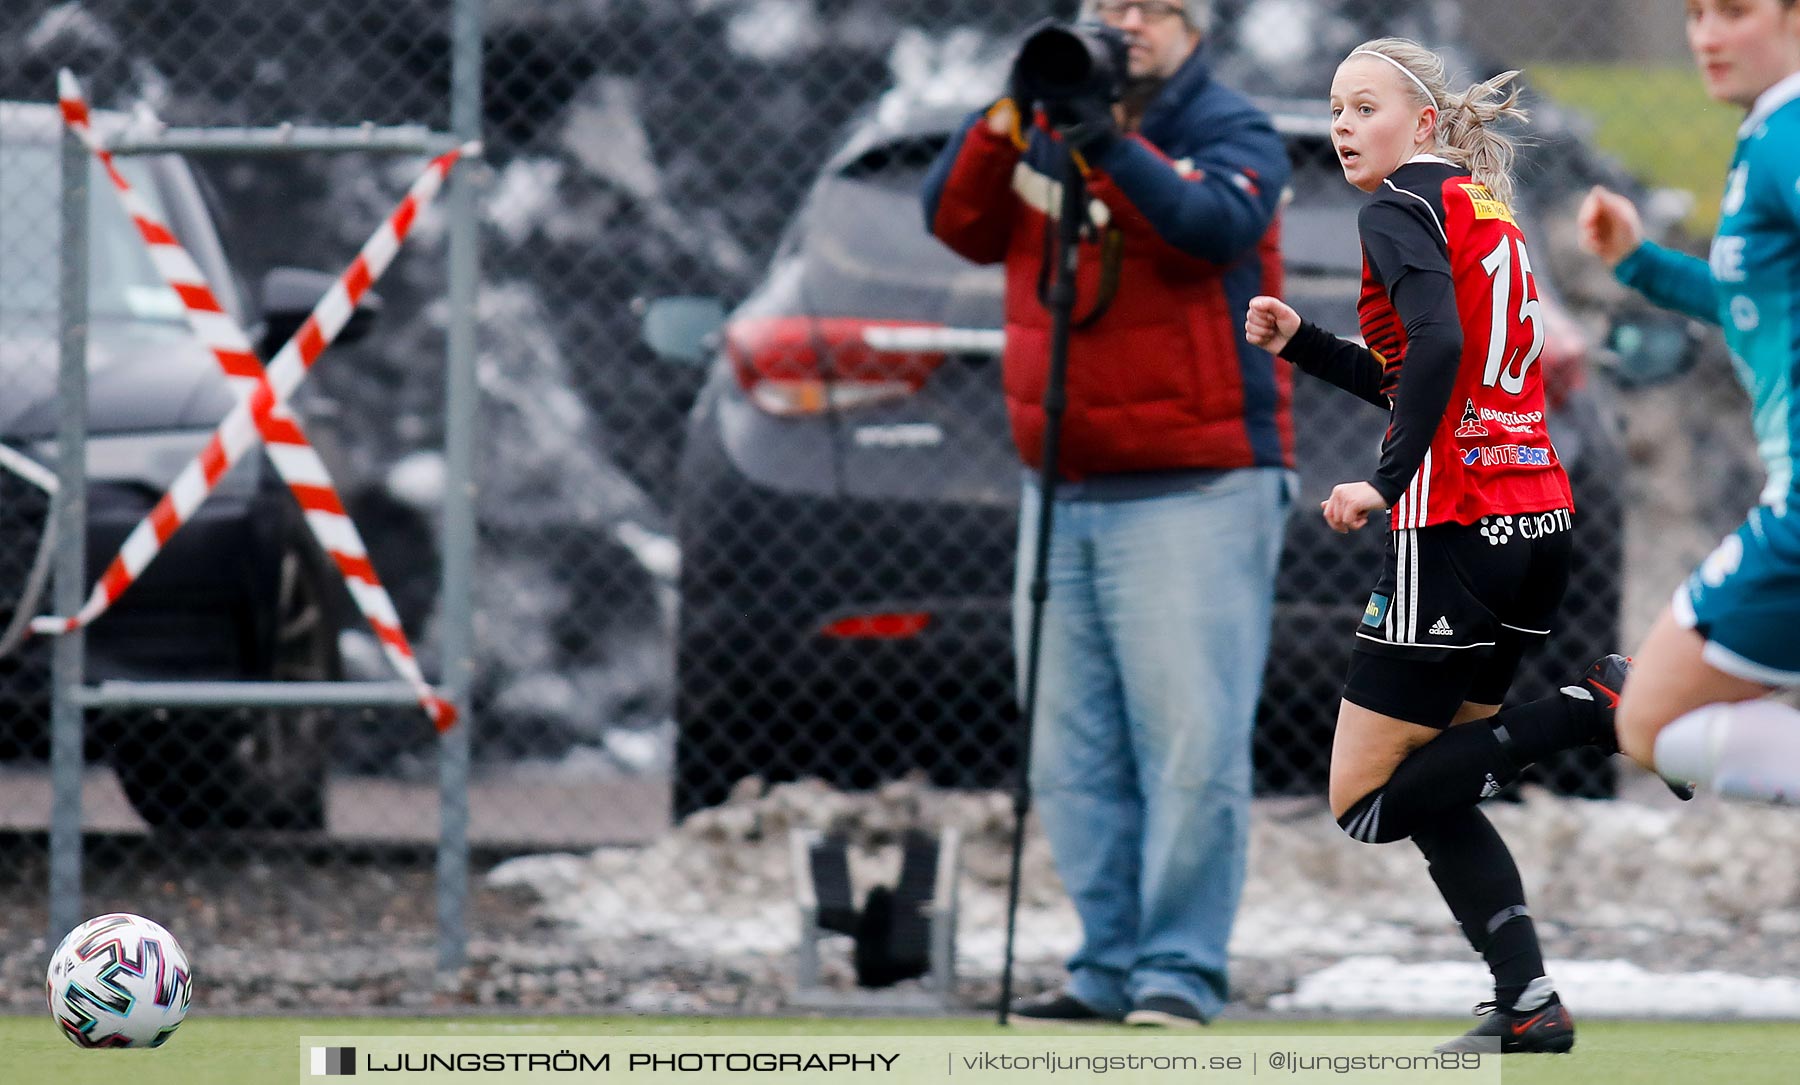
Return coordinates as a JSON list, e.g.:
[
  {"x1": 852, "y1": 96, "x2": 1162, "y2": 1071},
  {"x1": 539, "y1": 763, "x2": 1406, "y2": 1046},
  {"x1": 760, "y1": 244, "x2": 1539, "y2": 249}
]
[{"x1": 0, "y1": 0, "x2": 1773, "y2": 1016}]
